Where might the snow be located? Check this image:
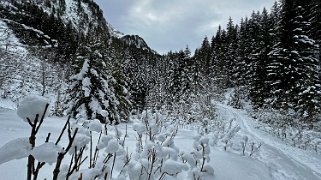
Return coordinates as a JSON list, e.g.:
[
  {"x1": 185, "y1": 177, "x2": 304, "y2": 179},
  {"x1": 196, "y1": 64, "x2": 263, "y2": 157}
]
[
  {"x1": 17, "y1": 95, "x2": 49, "y2": 123},
  {"x1": 106, "y1": 139, "x2": 119, "y2": 154},
  {"x1": 0, "y1": 137, "x2": 31, "y2": 165},
  {"x1": 0, "y1": 102, "x2": 321, "y2": 180},
  {"x1": 216, "y1": 103, "x2": 321, "y2": 180},
  {"x1": 98, "y1": 135, "x2": 113, "y2": 149},
  {"x1": 162, "y1": 159, "x2": 188, "y2": 175},
  {"x1": 0, "y1": 20, "x2": 28, "y2": 56},
  {"x1": 69, "y1": 134, "x2": 90, "y2": 154},
  {"x1": 0, "y1": 99, "x2": 17, "y2": 110},
  {"x1": 88, "y1": 119, "x2": 102, "y2": 133},
  {"x1": 31, "y1": 142, "x2": 61, "y2": 164},
  {"x1": 133, "y1": 123, "x2": 145, "y2": 135},
  {"x1": 82, "y1": 77, "x2": 91, "y2": 97},
  {"x1": 71, "y1": 59, "x2": 89, "y2": 81},
  {"x1": 211, "y1": 149, "x2": 271, "y2": 180}
]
